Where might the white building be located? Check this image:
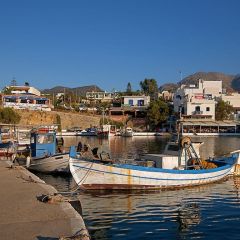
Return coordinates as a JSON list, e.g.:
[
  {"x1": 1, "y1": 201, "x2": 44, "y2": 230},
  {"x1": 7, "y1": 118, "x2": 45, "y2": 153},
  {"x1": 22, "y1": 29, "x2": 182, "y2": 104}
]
[
  {"x1": 221, "y1": 93, "x2": 240, "y2": 108},
  {"x1": 7, "y1": 85, "x2": 41, "y2": 96},
  {"x1": 2, "y1": 95, "x2": 52, "y2": 111},
  {"x1": 221, "y1": 92, "x2": 240, "y2": 120},
  {"x1": 122, "y1": 95, "x2": 150, "y2": 107},
  {"x1": 158, "y1": 90, "x2": 173, "y2": 101},
  {"x1": 86, "y1": 91, "x2": 118, "y2": 102},
  {"x1": 173, "y1": 79, "x2": 221, "y2": 120}
]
